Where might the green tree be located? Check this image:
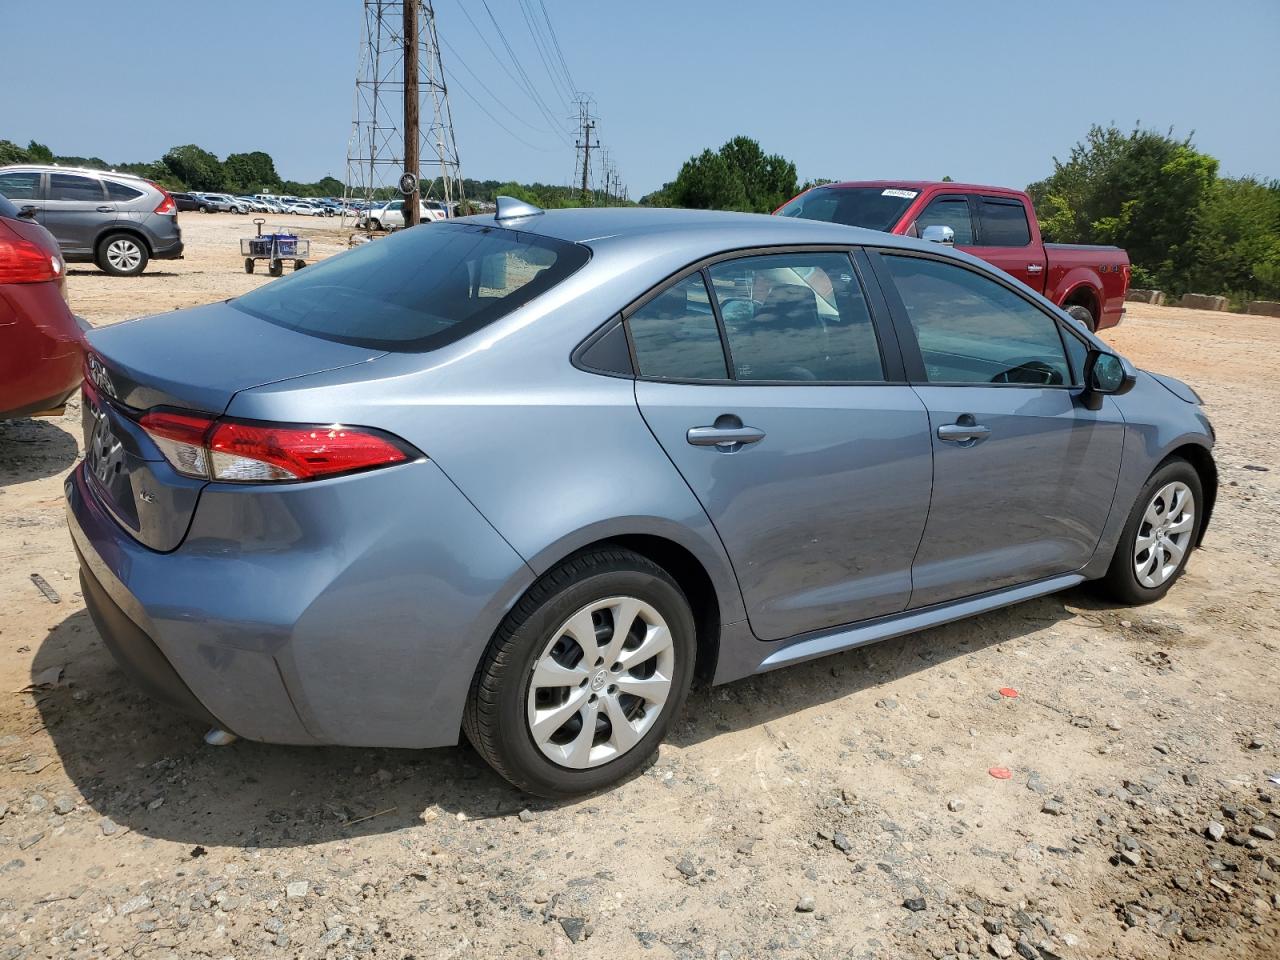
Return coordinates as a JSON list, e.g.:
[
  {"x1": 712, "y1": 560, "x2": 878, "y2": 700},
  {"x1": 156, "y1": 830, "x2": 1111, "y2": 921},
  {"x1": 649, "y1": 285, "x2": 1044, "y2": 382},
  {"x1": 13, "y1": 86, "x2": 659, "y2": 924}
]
[
  {"x1": 161, "y1": 144, "x2": 225, "y2": 191},
  {"x1": 0, "y1": 140, "x2": 29, "y2": 165},
  {"x1": 664, "y1": 137, "x2": 798, "y2": 213},
  {"x1": 223, "y1": 151, "x2": 281, "y2": 193},
  {"x1": 26, "y1": 140, "x2": 54, "y2": 162},
  {"x1": 1184, "y1": 177, "x2": 1280, "y2": 299},
  {"x1": 1027, "y1": 125, "x2": 1217, "y2": 291}
]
